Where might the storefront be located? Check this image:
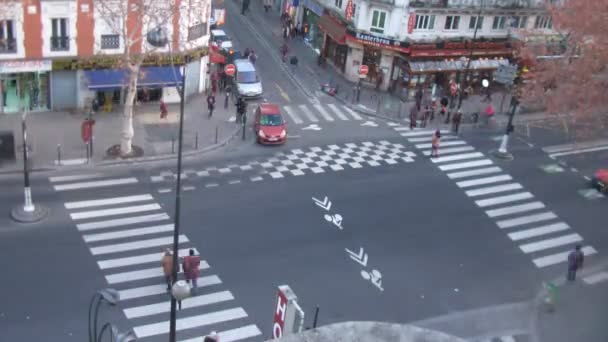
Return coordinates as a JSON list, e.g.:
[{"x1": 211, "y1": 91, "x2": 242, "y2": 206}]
[
  {"x1": 318, "y1": 13, "x2": 348, "y2": 73},
  {"x1": 300, "y1": 0, "x2": 324, "y2": 53},
  {"x1": 0, "y1": 59, "x2": 52, "y2": 113}
]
